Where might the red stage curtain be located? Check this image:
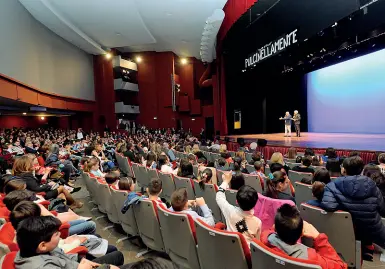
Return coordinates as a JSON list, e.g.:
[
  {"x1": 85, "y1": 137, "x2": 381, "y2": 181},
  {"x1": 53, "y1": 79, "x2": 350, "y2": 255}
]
[{"x1": 221, "y1": 141, "x2": 375, "y2": 164}]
